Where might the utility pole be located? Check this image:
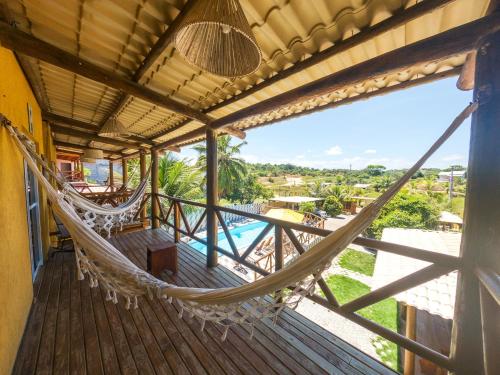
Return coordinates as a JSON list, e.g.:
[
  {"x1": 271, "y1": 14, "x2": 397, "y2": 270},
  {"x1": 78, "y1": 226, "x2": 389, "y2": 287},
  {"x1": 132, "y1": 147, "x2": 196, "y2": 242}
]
[{"x1": 449, "y1": 165, "x2": 454, "y2": 201}]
